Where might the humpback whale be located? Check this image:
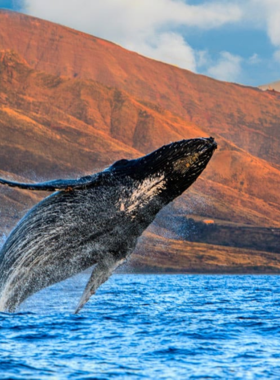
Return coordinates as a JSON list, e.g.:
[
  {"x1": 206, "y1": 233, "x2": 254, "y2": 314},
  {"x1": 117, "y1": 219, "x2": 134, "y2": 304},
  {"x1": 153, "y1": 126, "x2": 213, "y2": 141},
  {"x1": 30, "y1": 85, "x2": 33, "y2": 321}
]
[{"x1": 0, "y1": 137, "x2": 217, "y2": 313}]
